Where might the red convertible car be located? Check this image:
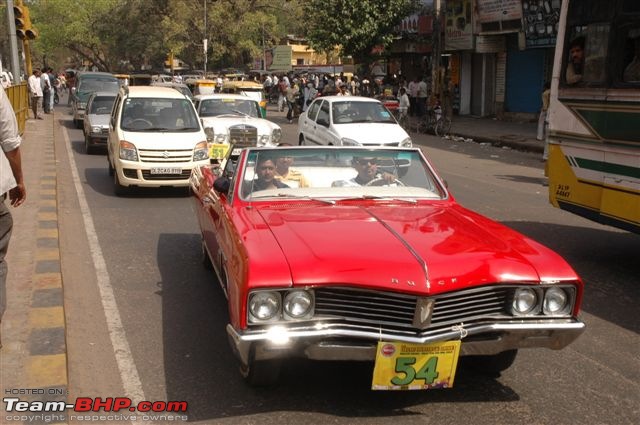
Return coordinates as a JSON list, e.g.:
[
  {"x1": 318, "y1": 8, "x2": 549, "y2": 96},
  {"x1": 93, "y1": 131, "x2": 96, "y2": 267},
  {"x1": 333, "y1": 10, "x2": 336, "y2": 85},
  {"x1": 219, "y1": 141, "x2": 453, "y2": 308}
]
[{"x1": 190, "y1": 146, "x2": 585, "y2": 388}]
